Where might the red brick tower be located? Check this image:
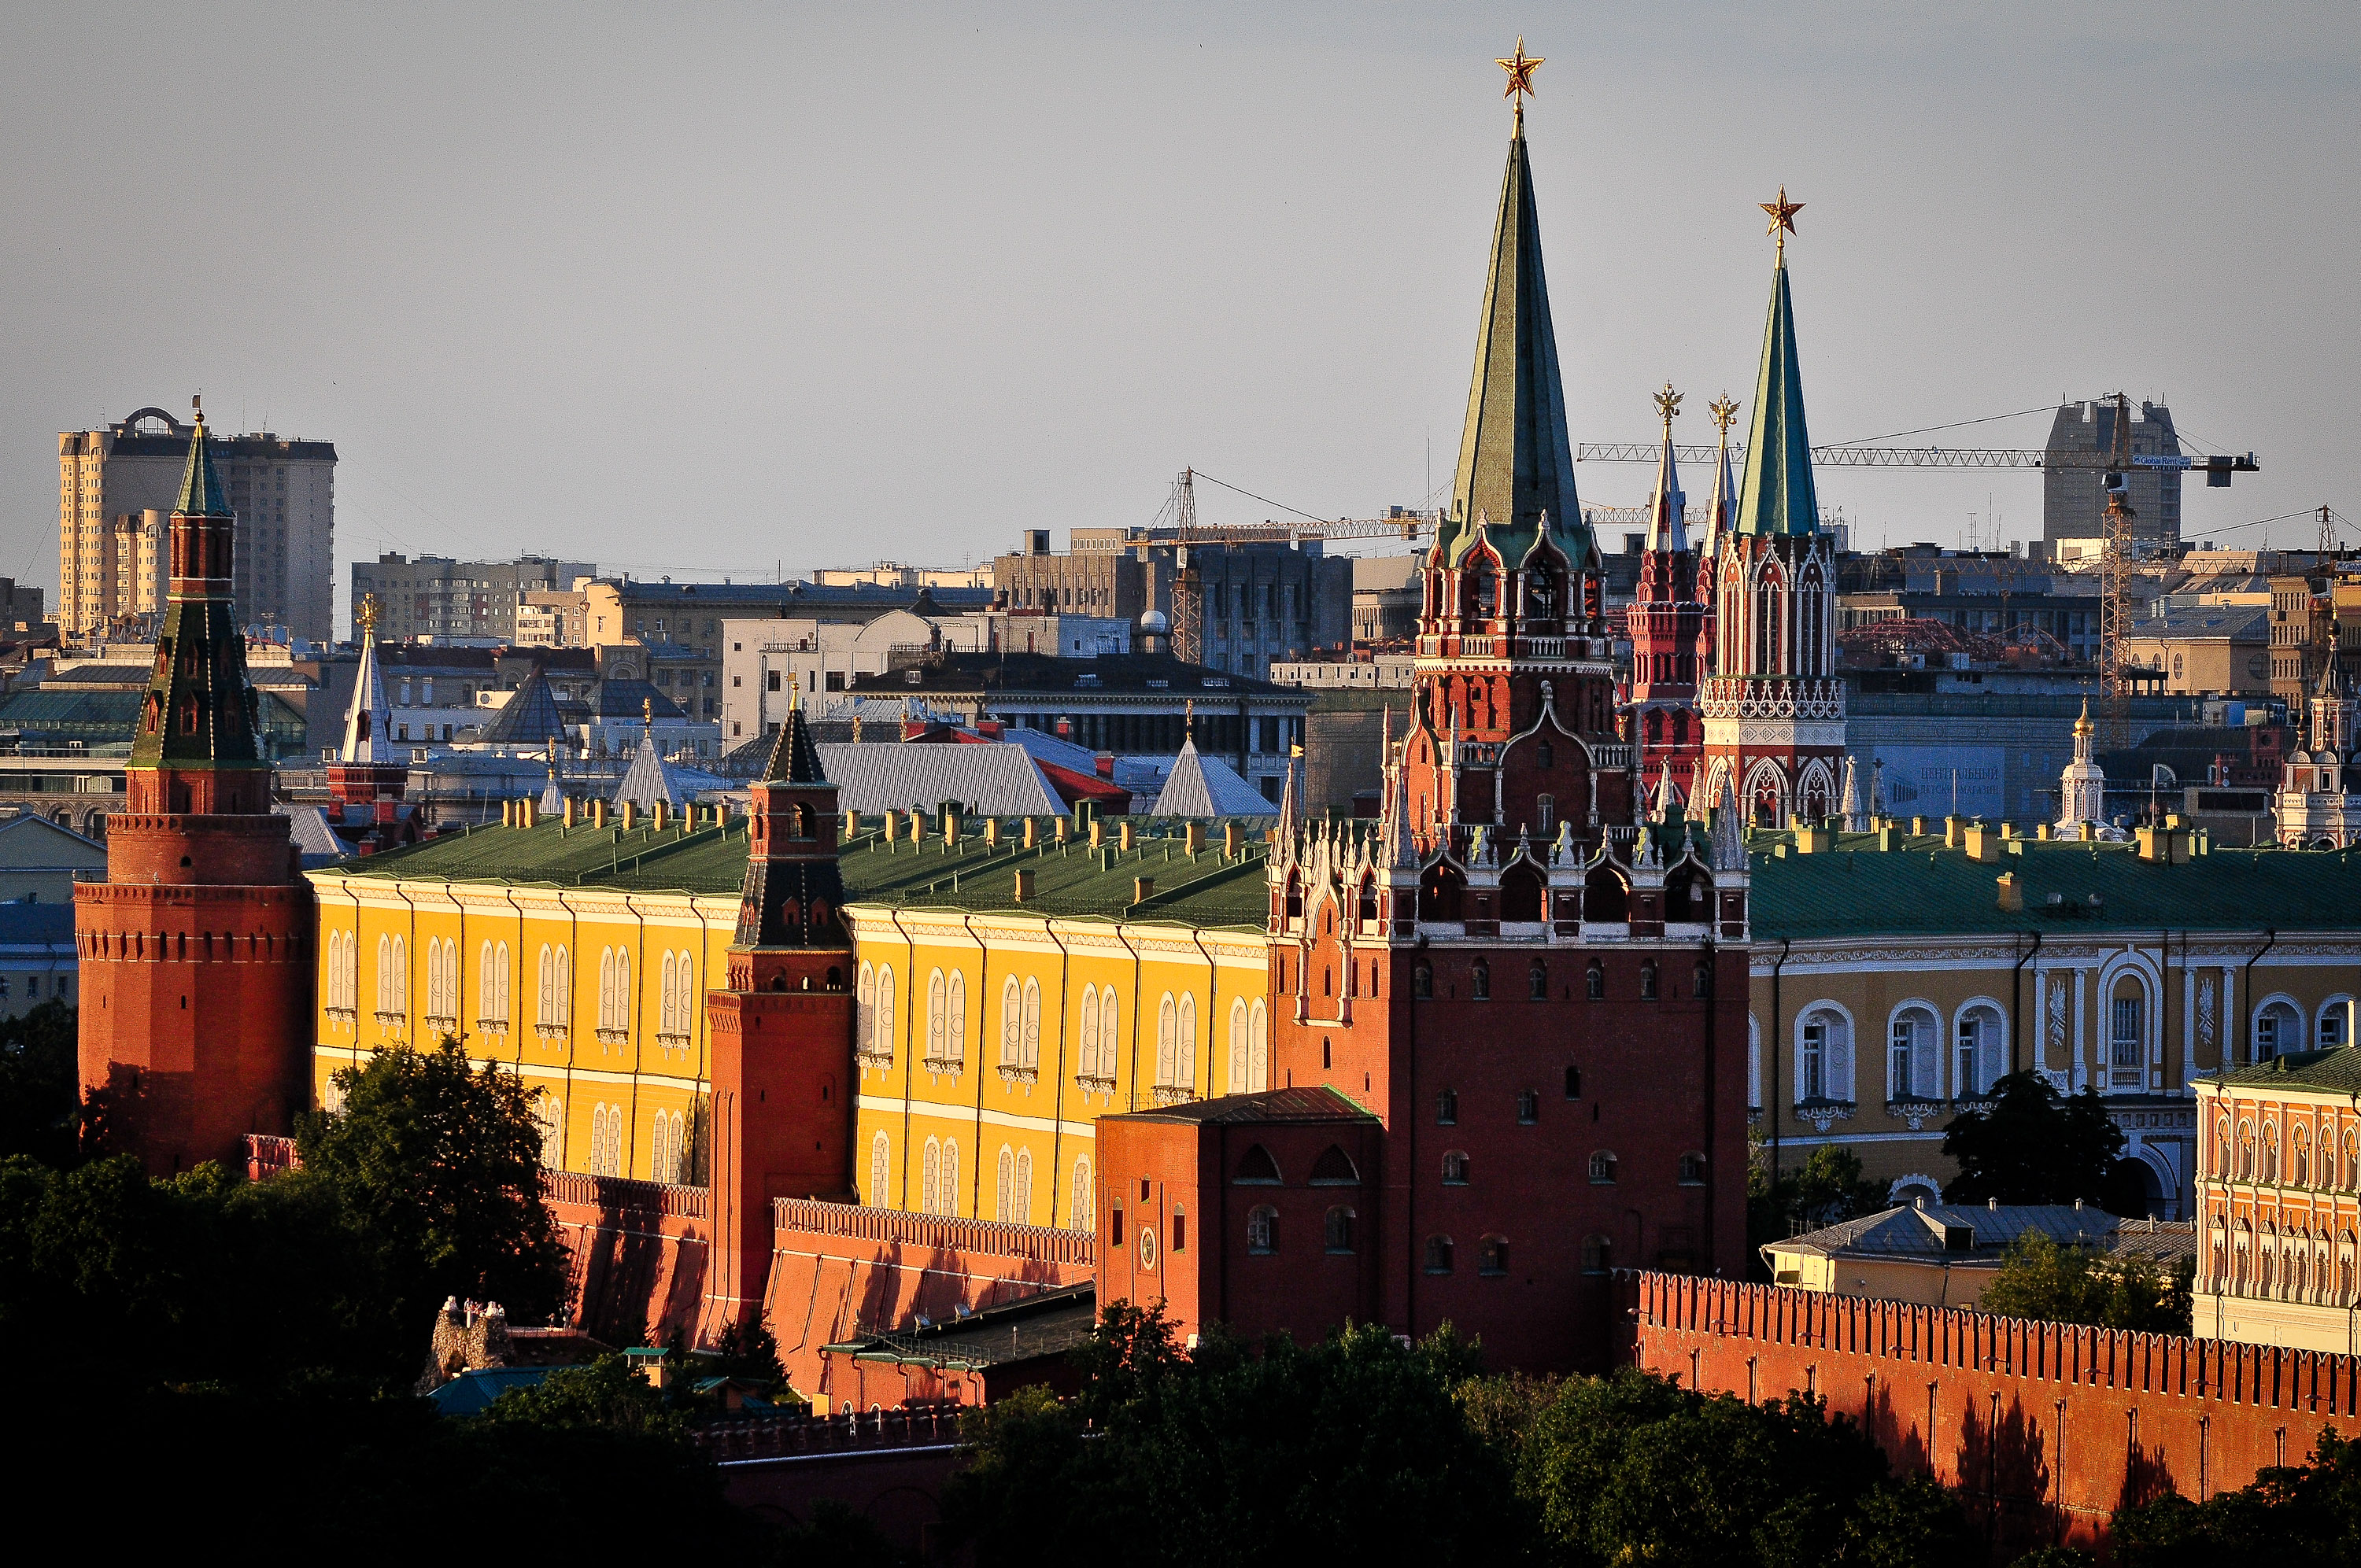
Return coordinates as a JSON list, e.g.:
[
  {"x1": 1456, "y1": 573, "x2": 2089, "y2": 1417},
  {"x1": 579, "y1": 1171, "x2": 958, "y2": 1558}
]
[
  {"x1": 1626, "y1": 385, "x2": 1708, "y2": 808},
  {"x1": 1248, "y1": 65, "x2": 1753, "y2": 1373},
  {"x1": 76, "y1": 398, "x2": 312, "y2": 1174},
  {"x1": 1698, "y1": 192, "x2": 1847, "y2": 826},
  {"x1": 701, "y1": 706, "x2": 854, "y2": 1341}
]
